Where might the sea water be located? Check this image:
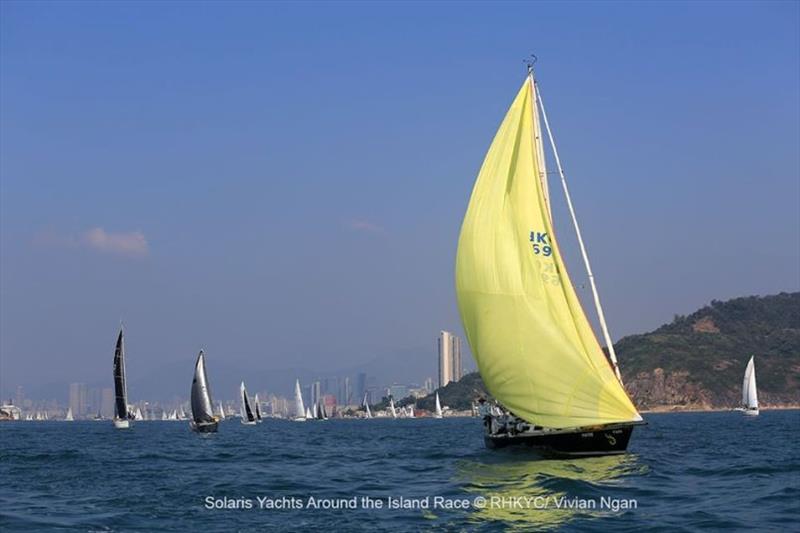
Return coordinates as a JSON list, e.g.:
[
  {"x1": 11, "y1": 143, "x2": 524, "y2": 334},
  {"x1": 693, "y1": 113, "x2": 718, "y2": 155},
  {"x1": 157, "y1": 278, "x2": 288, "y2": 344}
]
[{"x1": 1, "y1": 410, "x2": 798, "y2": 531}]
